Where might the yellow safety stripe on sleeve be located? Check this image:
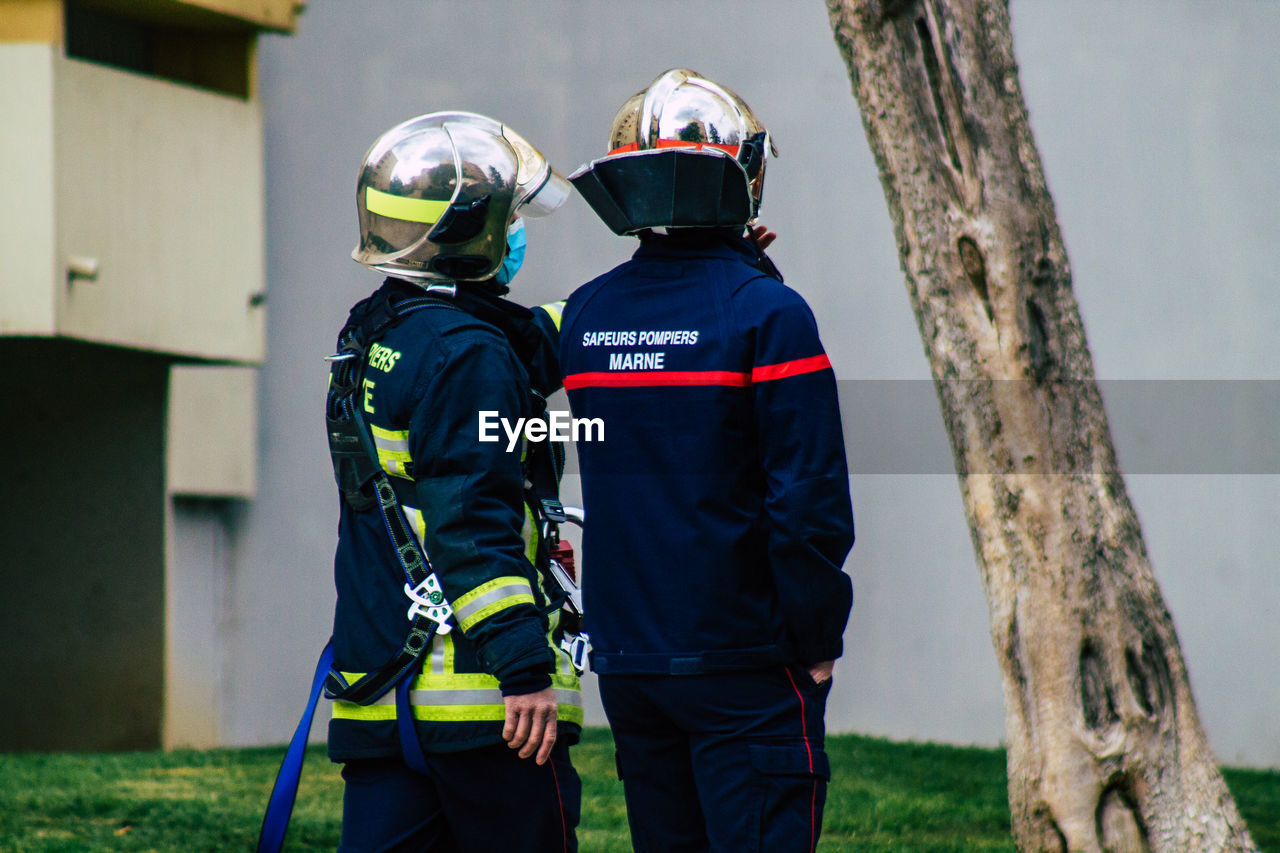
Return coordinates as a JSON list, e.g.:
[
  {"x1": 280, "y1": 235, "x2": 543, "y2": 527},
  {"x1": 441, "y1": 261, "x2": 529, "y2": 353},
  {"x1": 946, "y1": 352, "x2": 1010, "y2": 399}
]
[
  {"x1": 450, "y1": 576, "x2": 535, "y2": 632},
  {"x1": 365, "y1": 186, "x2": 450, "y2": 224},
  {"x1": 521, "y1": 502, "x2": 539, "y2": 566},
  {"x1": 537, "y1": 300, "x2": 566, "y2": 332},
  {"x1": 403, "y1": 504, "x2": 427, "y2": 551},
  {"x1": 370, "y1": 425, "x2": 413, "y2": 480}
]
